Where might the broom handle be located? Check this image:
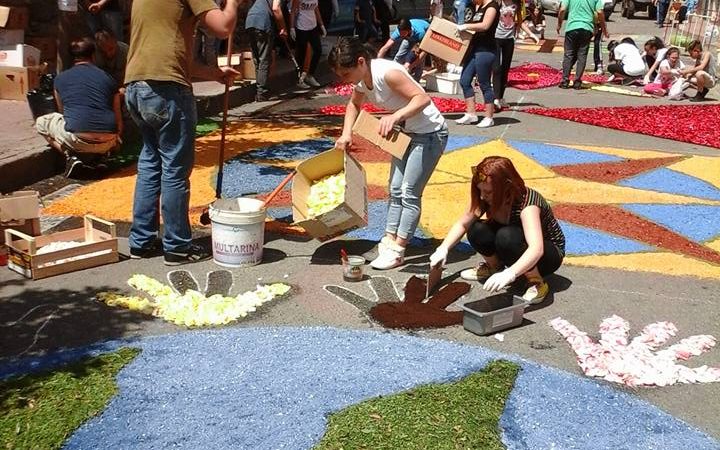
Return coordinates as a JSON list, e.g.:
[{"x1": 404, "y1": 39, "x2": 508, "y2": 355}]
[
  {"x1": 216, "y1": 25, "x2": 235, "y2": 199},
  {"x1": 262, "y1": 171, "x2": 296, "y2": 208}
]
